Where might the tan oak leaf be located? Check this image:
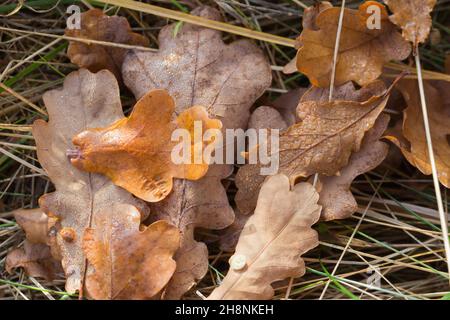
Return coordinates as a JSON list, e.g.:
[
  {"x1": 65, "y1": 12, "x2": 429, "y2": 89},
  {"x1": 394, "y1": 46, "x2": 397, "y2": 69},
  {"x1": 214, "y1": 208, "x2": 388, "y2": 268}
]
[
  {"x1": 33, "y1": 69, "x2": 148, "y2": 294},
  {"x1": 208, "y1": 174, "x2": 321, "y2": 300}
]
